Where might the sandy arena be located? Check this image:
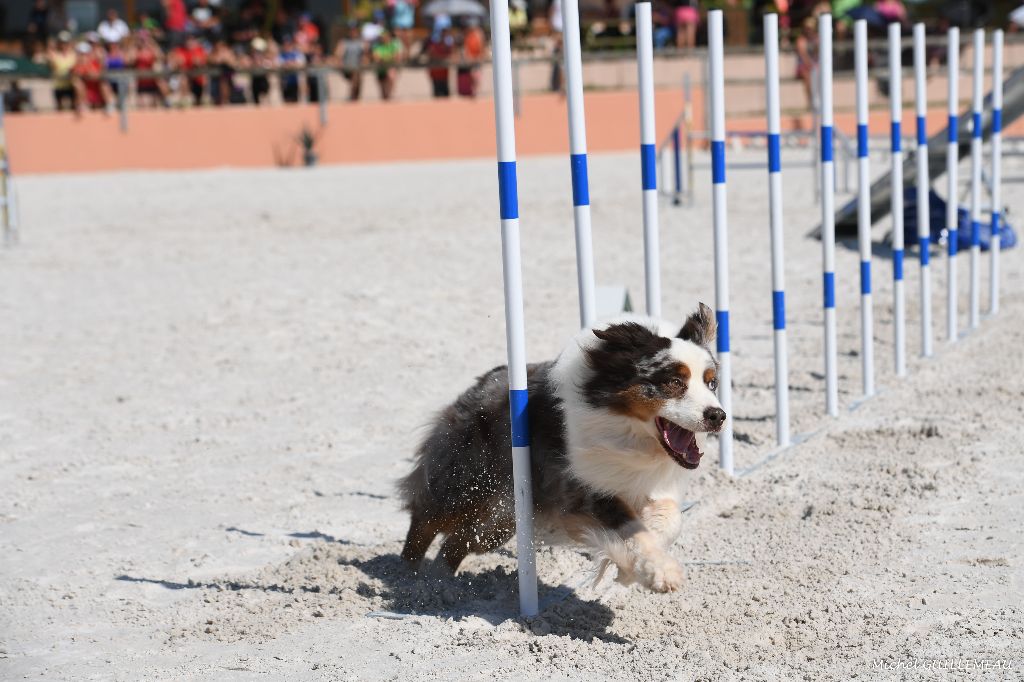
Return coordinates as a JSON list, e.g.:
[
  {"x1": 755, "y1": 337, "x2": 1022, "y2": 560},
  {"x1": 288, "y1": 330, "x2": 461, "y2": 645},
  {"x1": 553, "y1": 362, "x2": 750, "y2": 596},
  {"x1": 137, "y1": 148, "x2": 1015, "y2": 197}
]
[{"x1": 1, "y1": 150, "x2": 1022, "y2": 679}]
